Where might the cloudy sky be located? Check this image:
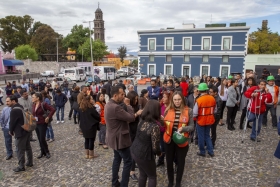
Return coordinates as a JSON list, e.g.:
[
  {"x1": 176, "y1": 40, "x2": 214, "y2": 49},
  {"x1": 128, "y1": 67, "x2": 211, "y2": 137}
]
[{"x1": 1, "y1": 0, "x2": 280, "y2": 53}]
